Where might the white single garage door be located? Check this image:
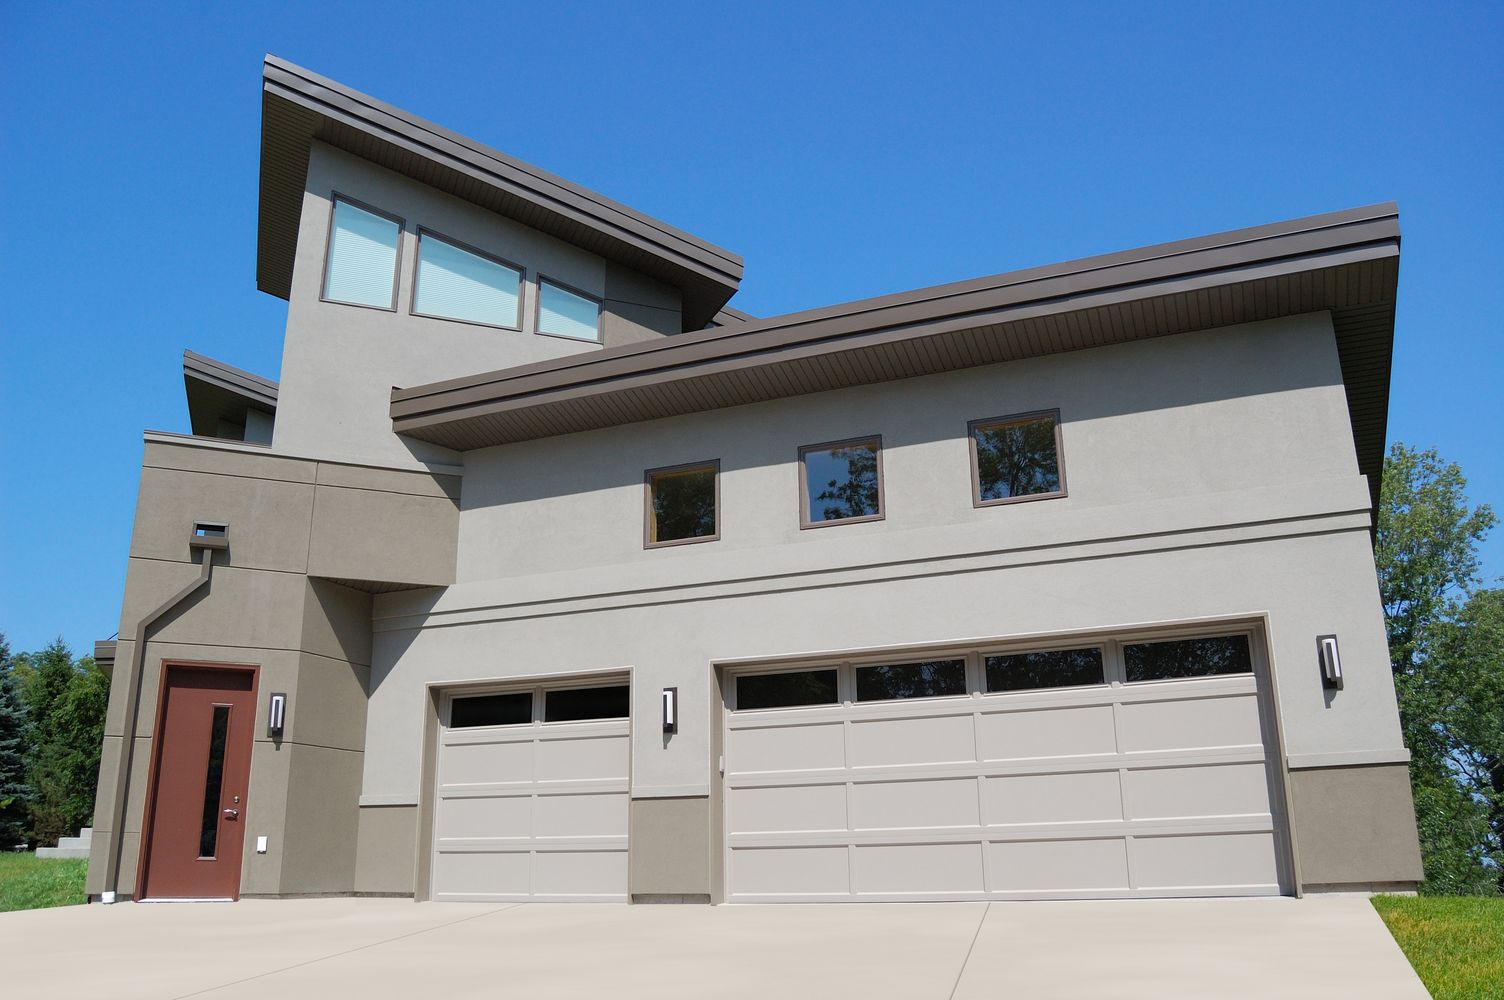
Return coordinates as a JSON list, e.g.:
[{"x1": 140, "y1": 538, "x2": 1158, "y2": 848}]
[
  {"x1": 723, "y1": 630, "x2": 1290, "y2": 902},
  {"x1": 431, "y1": 679, "x2": 630, "y2": 902}
]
